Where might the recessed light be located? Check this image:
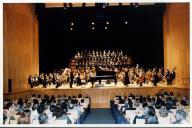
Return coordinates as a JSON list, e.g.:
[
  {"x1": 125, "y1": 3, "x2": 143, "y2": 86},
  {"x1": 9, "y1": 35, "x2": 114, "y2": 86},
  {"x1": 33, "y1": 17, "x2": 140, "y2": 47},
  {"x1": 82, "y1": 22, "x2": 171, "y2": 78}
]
[{"x1": 70, "y1": 22, "x2": 74, "y2": 26}]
